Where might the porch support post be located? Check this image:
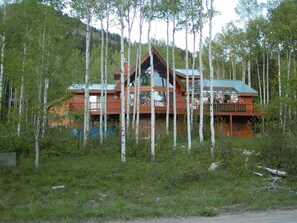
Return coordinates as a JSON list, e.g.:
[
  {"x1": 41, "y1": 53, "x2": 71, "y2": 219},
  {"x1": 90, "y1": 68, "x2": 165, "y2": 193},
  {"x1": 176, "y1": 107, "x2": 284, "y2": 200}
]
[{"x1": 230, "y1": 115, "x2": 233, "y2": 137}]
